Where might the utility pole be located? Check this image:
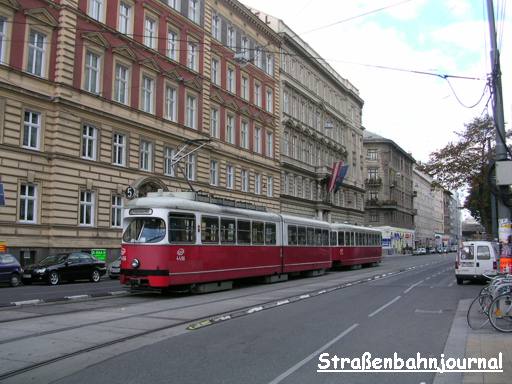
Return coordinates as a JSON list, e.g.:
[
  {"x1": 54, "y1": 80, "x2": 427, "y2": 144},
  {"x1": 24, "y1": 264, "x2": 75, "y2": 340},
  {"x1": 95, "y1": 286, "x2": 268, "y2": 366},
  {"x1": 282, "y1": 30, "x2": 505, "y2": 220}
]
[{"x1": 486, "y1": 0, "x2": 510, "y2": 240}]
